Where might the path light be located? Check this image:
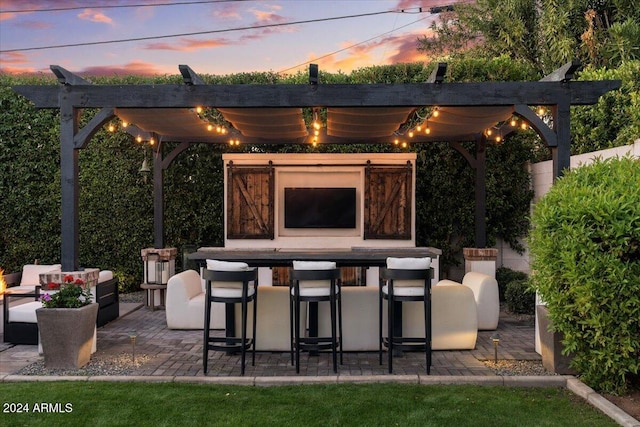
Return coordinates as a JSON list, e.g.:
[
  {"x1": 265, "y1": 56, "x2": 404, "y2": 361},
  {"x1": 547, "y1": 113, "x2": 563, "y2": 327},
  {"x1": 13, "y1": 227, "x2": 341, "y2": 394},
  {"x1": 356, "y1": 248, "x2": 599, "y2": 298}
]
[
  {"x1": 129, "y1": 330, "x2": 137, "y2": 363},
  {"x1": 490, "y1": 333, "x2": 500, "y2": 363}
]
